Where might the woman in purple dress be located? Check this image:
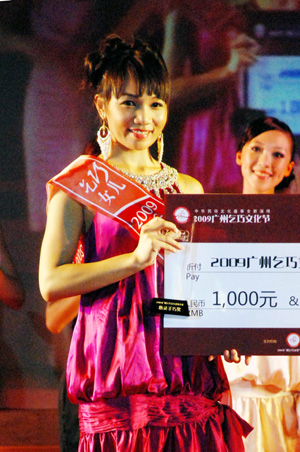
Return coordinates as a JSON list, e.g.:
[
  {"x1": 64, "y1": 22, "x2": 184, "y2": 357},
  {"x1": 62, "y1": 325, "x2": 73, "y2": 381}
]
[
  {"x1": 162, "y1": 0, "x2": 259, "y2": 193},
  {"x1": 39, "y1": 35, "x2": 251, "y2": 451}
]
